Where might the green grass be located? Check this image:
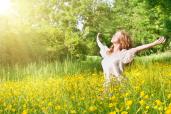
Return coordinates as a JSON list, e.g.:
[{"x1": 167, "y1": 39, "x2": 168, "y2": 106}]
[
  {"x1": 0, "y1": 51, "x2": 171, "y2": 114},
  {"x1": 0, "y1": 62, "x2": 171, "y2": 114},
  {"x1": 0, "y1": 51, "x2": 171, "y2": 81}
]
